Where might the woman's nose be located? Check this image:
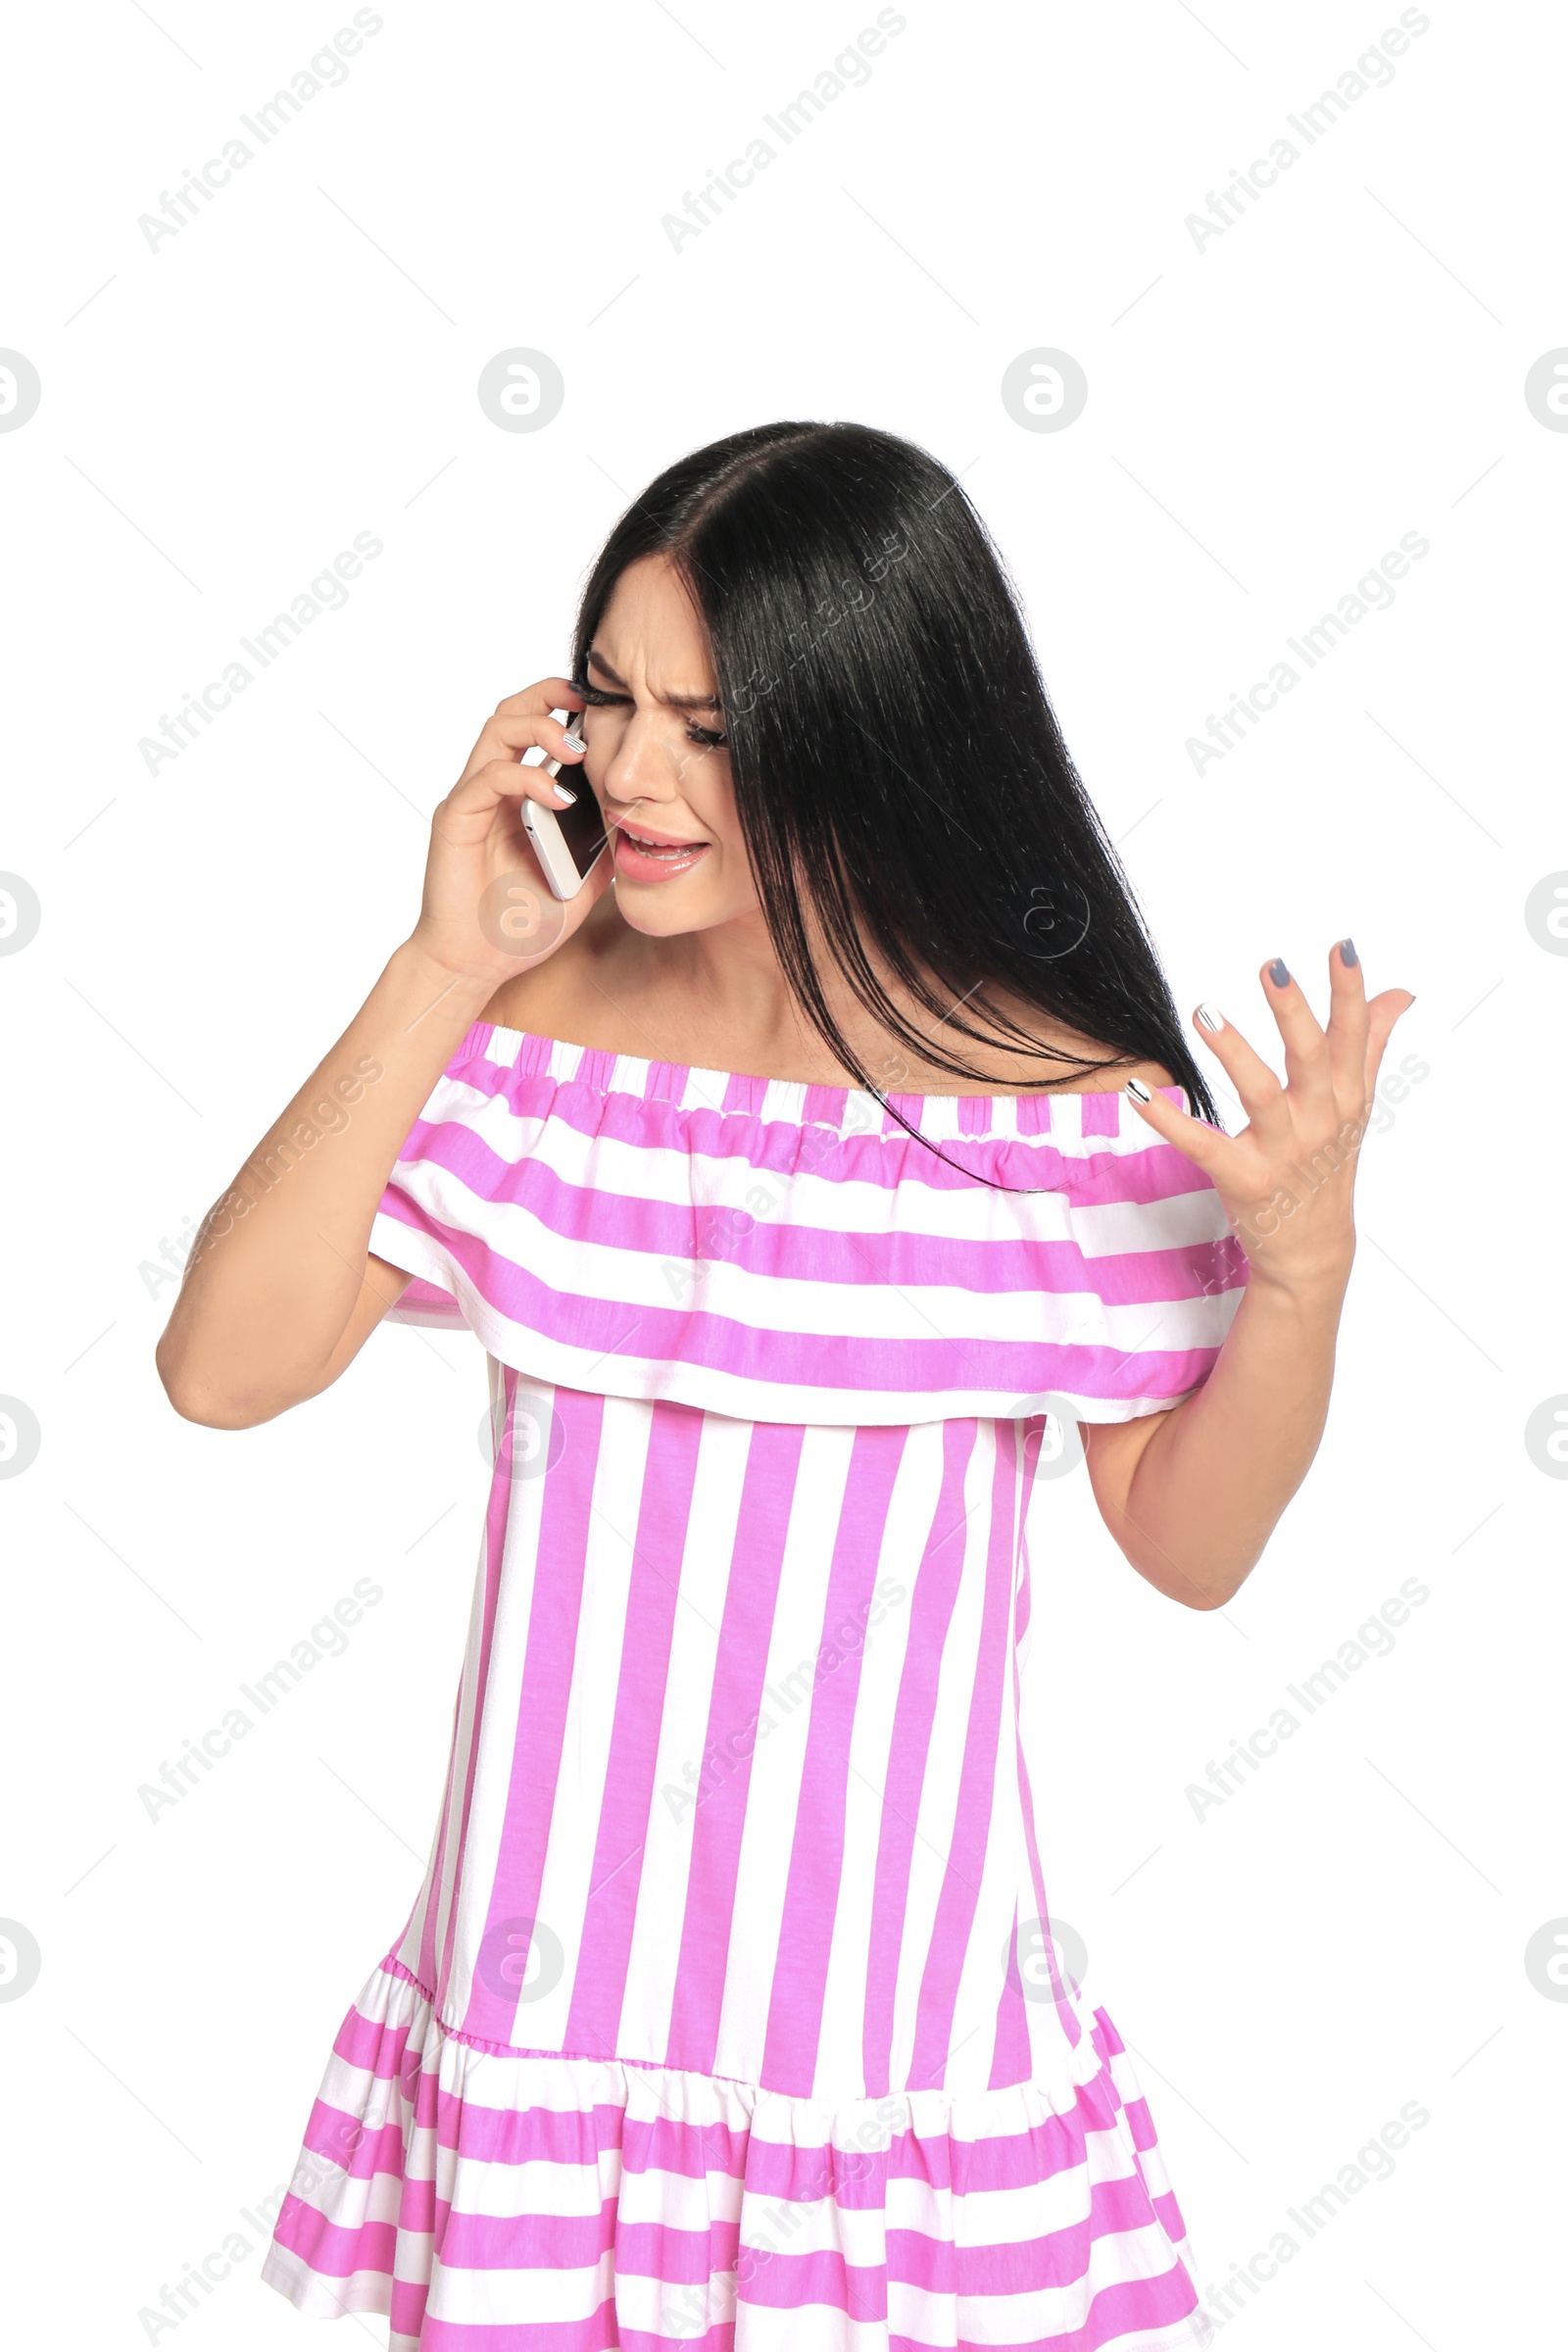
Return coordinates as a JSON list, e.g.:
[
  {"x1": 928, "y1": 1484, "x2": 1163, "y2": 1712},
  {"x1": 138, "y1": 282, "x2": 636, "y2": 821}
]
[{"x1": 602, "y1": 709, "x2": 683, "y2": 800}]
